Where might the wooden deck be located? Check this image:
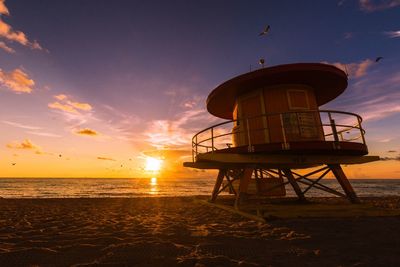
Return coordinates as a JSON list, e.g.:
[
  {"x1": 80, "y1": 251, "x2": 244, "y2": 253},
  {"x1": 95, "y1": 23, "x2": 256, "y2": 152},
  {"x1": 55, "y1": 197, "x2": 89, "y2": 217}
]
[{"x1": 184, "y1": 153, "x2": 379, "y2": 169}]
